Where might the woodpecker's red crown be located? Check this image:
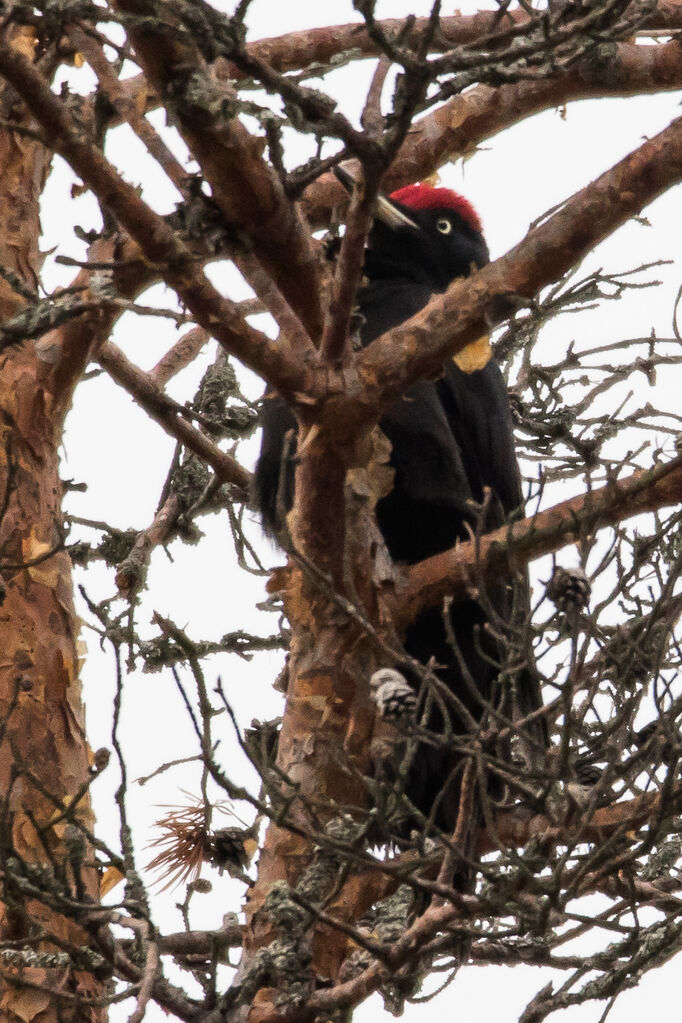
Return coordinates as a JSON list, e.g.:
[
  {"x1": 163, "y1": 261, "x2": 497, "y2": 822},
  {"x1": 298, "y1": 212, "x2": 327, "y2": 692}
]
[{"x1": 389, "y1": 183, "x2": 482, "y2": 235}]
